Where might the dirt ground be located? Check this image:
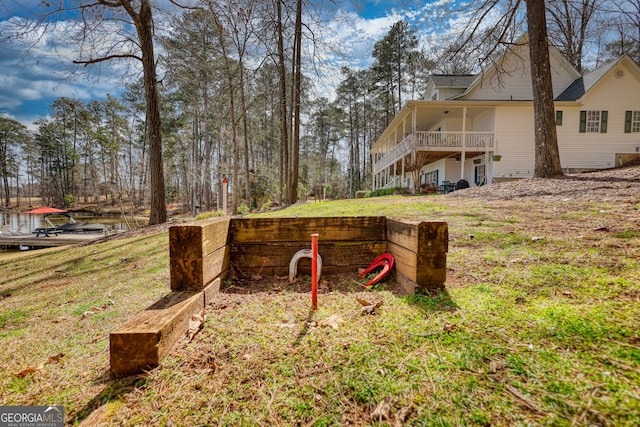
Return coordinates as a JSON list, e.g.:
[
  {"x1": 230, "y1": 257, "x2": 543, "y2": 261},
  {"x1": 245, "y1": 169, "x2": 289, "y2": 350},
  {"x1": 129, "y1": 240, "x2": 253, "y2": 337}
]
[{"x1": 450, "y1": 162, "x2": 640, "y2": 202}]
